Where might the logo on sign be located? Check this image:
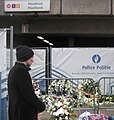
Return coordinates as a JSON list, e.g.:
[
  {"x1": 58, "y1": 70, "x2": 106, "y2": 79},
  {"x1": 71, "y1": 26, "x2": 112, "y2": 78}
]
[
  {"x1": 92, "y1": 54, "x2": 101, "y2": 63},
  {"x1": 7, "y1": 4, "x2": 11, "y2": 8},
  {"x1": 6, "y1": 4, "x2": 20, "y2": 8}
]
